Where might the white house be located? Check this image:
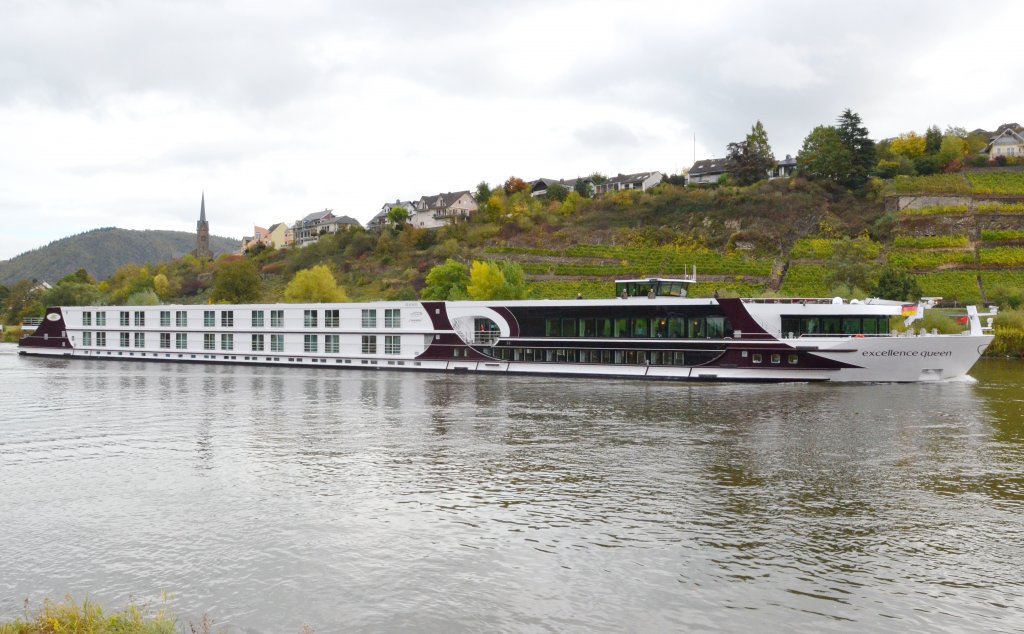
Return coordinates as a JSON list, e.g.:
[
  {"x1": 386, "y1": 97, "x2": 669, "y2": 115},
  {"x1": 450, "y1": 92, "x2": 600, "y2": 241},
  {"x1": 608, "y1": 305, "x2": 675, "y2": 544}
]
[
  {"x1": 593, "y1": 171, "x2": 664, "y2": 195},
  {"x1": 985, "y1": 127, "x2": 1024, "y2": 159}
]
